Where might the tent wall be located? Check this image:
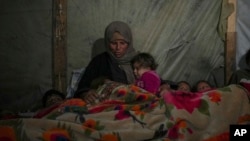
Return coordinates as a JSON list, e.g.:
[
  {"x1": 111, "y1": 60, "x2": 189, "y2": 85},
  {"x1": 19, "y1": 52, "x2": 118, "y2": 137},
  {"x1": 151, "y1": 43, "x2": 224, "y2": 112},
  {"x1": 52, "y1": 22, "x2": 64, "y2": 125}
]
[
  {"x1": 236, "y1": 0, "x2": 250, "y2": 70},
  {"x1": 0, "y1": 0, "x2": 236, "y2": 112},
  {"x1": 67, "y1": 0, "x2": 228, "y2": 88},
  {"x1": 0, "y1": 1, "x2": 53, "y2": 111}
]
